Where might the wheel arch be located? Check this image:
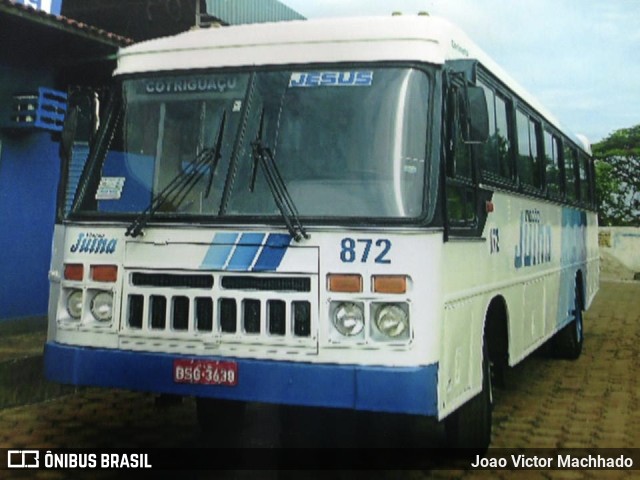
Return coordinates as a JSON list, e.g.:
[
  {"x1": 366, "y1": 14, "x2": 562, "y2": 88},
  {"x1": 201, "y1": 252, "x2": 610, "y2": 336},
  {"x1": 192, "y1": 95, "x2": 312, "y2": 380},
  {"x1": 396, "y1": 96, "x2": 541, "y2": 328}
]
[
  {"x1": 575, "y1": 269, "x2": 586, "y2": 310},
  {"x1": 483, "y1": 294, "x2": 509, "y2": 369}
]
